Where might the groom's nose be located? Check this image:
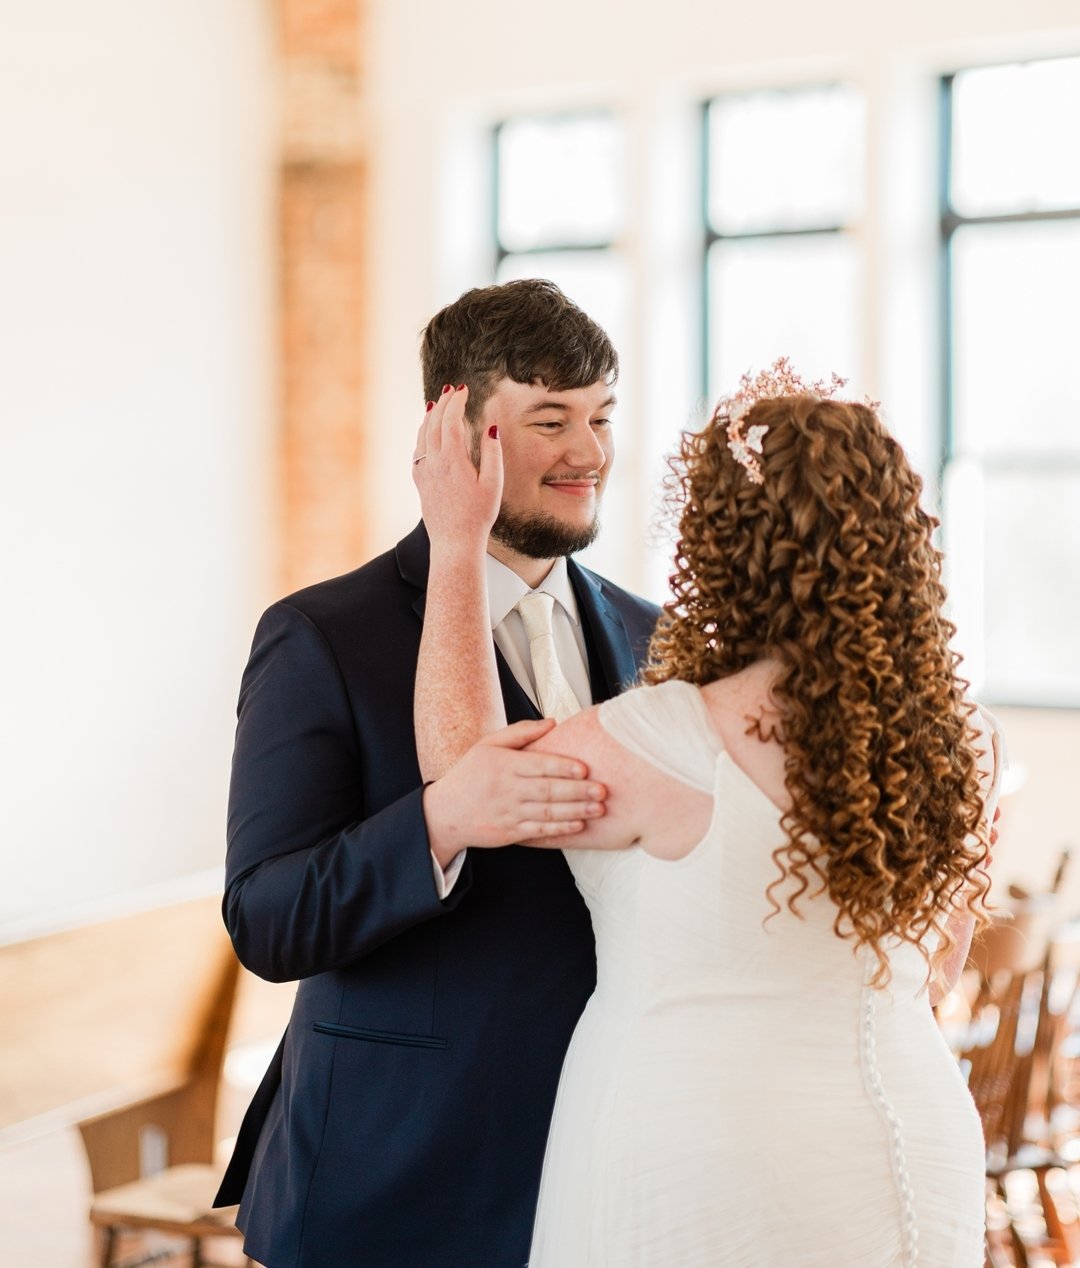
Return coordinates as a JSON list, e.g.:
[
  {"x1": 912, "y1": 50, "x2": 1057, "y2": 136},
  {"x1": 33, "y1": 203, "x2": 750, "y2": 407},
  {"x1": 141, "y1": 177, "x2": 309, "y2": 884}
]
[{"x1": 562, "y1": 421, "x2": 609, "y2": 472}]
